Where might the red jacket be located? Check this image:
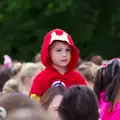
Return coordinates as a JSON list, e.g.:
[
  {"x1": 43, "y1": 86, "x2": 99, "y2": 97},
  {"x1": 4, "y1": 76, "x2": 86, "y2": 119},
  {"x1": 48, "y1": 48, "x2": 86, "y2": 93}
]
[{"x1": 29, "y1": 29, "x2": 86, "y2": 99}]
